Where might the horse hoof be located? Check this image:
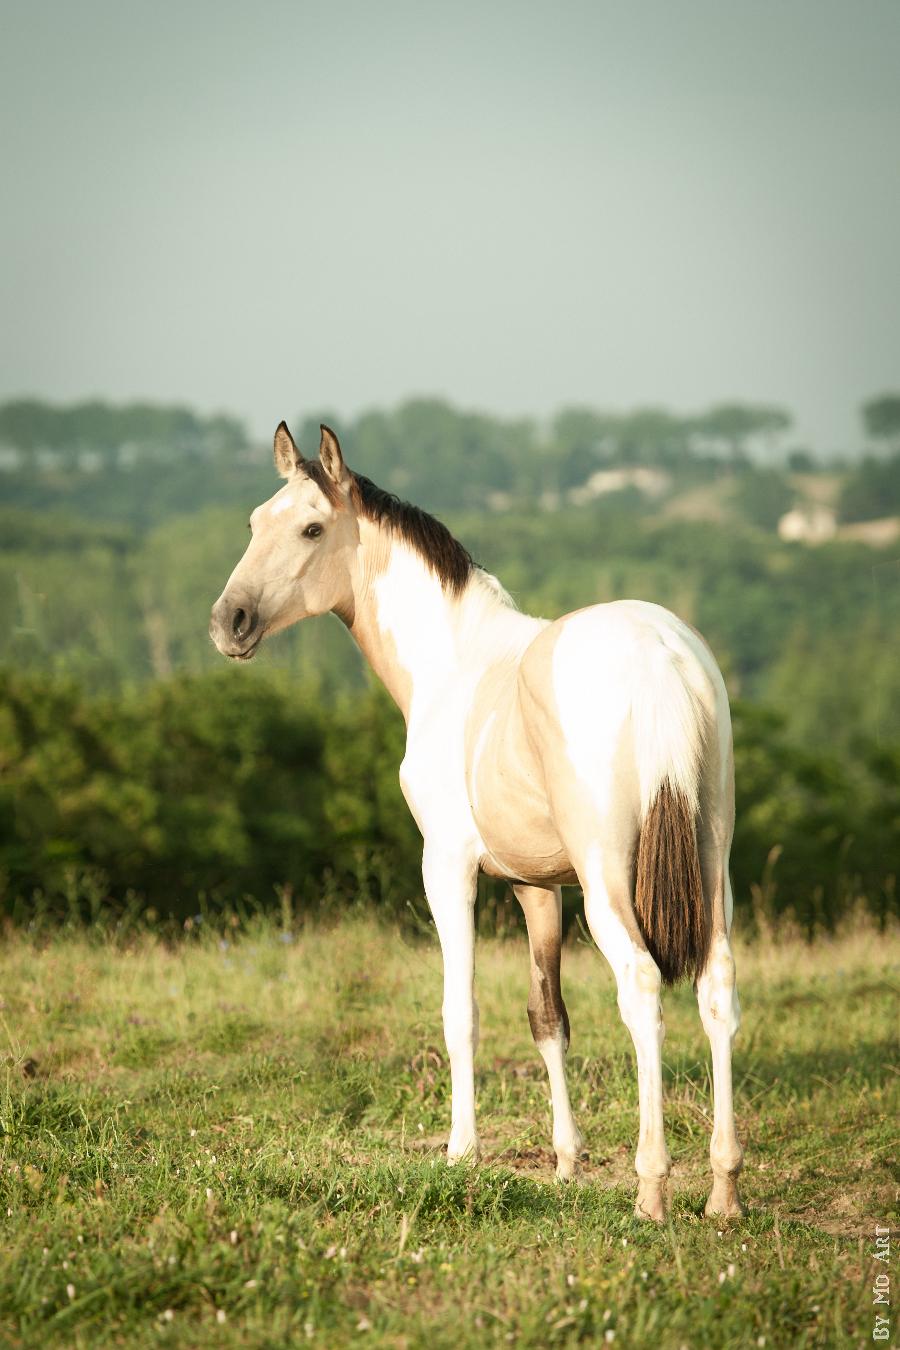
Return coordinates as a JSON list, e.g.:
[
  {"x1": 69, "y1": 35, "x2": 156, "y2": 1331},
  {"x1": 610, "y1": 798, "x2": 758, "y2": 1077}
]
[
  {"x1": 555, "y1": 1156, "x2": 581, "y2": 1183},
  {"x1": 635, "y1": 1179, "x2": 667, "y2": 1222},
  {"x1": 704, "y1": 1179, "x2": 745, "y2": 1218},
  {"x1": 447, "y1": 1136, "x2": 481, "y2": 1166},
  {"x1": 704, "y1": 1194, "x2": 746, "y2": 1220}
]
